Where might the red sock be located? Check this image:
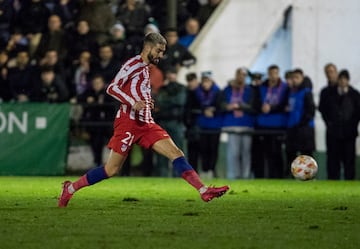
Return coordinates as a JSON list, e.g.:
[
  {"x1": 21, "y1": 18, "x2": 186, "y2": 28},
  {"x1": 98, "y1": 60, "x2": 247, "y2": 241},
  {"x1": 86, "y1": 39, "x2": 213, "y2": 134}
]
[
  {"x1": 72, "y1": 175, "x2": 89, "y2": 191},
  {"x1": 181, "y1": 170, "x2": 204, "y2": 190}
]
